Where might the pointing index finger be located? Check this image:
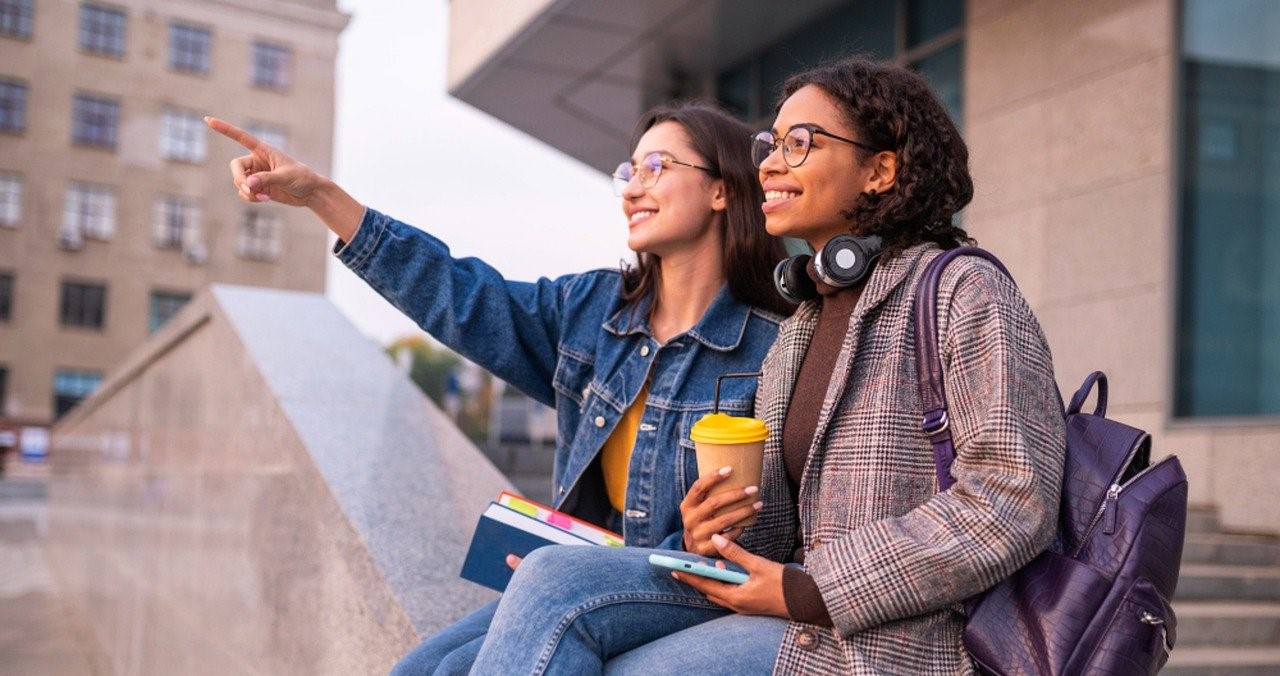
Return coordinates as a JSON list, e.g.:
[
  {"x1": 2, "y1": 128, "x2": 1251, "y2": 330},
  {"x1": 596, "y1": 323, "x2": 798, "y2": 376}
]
[{"x1": 205, "y1": 116, "x2": 262, "y2": 152}]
